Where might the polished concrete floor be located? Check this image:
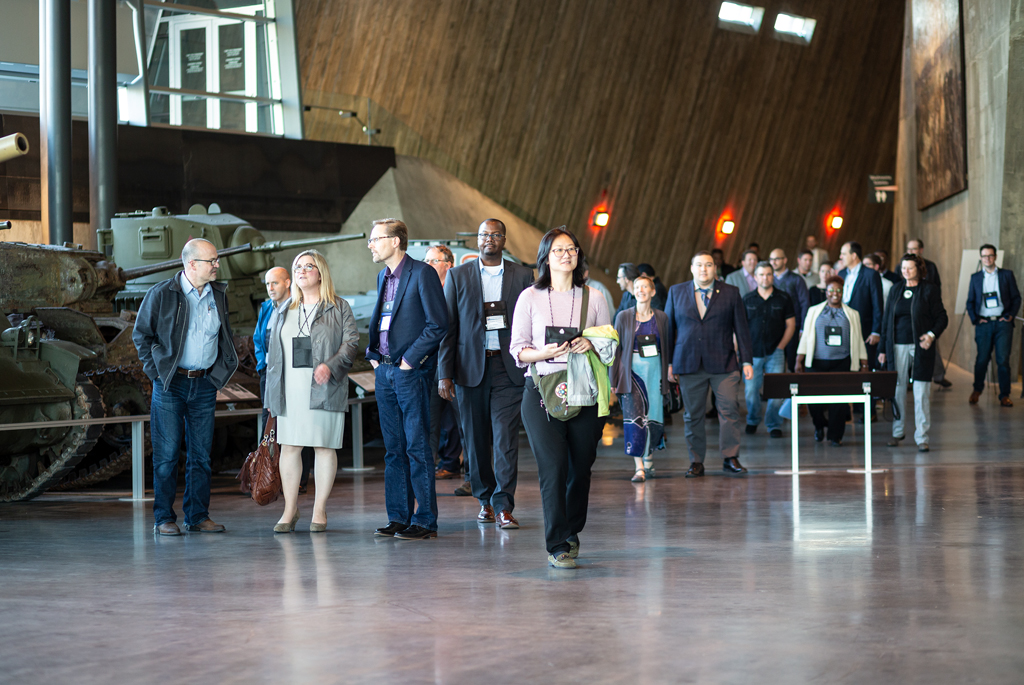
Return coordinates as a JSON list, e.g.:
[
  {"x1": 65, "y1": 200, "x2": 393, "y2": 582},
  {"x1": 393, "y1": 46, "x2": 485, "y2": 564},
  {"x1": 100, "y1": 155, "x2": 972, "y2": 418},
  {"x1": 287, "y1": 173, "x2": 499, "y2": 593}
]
[{"x1": 2, "y1": 365, "x2": 1023, "y2": 684}]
